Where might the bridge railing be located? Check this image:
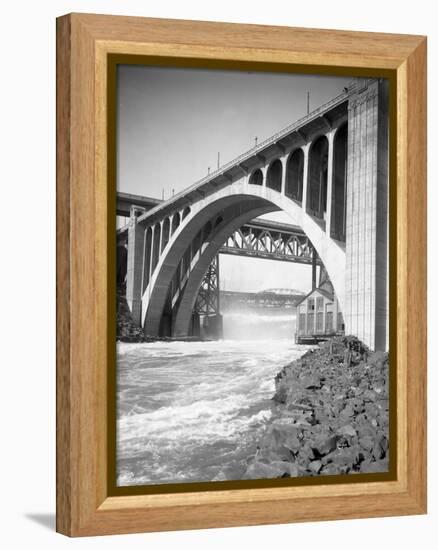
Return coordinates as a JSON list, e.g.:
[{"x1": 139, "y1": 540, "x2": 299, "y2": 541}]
[
  {"x1": 137, "y1": 85, "x2": 353, "y2": 223},
  {"x1": 190, "y1": 90, "x2": 349, "y2": 184}
]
